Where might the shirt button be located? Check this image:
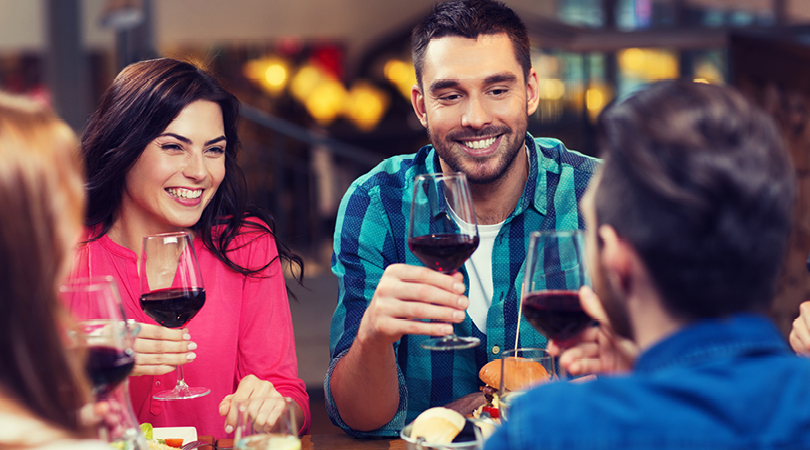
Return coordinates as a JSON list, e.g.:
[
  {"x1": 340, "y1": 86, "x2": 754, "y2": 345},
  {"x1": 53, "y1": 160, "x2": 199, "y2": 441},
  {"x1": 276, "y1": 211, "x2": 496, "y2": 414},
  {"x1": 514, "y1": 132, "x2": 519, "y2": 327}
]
[
  {"x1": 155, "y1": 381, "x2": 161, "y2": 387},
  {"x1": 492, "y1": 345, "x2": 500, "y2": 355}
]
